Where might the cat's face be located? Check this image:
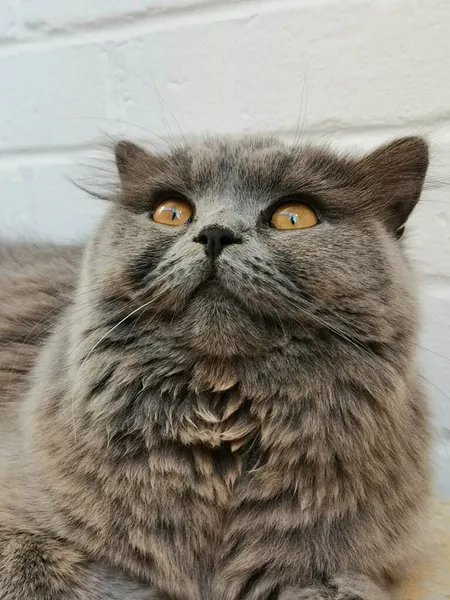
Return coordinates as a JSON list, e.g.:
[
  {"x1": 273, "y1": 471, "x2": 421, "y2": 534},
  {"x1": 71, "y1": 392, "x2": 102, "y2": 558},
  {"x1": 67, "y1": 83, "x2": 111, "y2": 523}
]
[{"x1": 88, "y1": 136, "x2": 428, "y2": 358}]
